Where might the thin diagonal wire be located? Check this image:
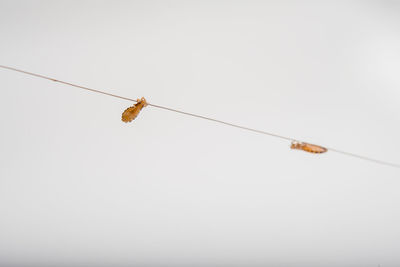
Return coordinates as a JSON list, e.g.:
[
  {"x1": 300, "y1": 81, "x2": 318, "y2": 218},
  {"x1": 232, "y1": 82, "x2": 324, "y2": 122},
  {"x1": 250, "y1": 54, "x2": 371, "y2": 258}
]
[
  {"x1": 147, "y1": 103, "x2": 293, "y2": 141},
  {"x1": 0, "y1": 65, "x2": 137, "y2": 102},
  {"x1": 0, "y1": 65, "x2": 292, "y2": 142},
  {"x1": 1, "y1": 64, "x2": 399, "y2": 169},
  {"x1": 326, "y1": 147, "x2": 400, "y2": 169}
]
